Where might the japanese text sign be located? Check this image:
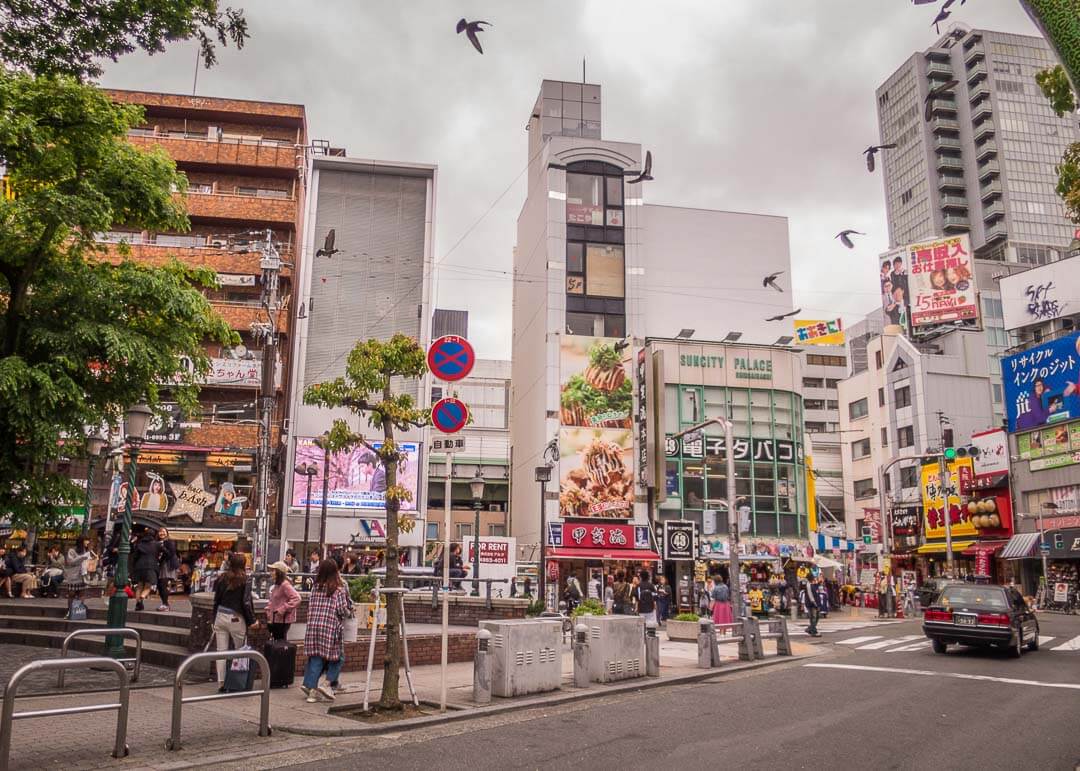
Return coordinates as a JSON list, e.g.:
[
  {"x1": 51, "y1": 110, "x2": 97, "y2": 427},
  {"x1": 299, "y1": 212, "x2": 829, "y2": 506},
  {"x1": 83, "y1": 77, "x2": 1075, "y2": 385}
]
[{"x1": 1000, "y1": 331, "x2": 1080, "y2": 433}]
